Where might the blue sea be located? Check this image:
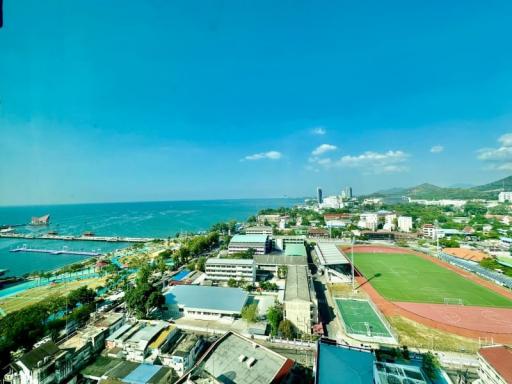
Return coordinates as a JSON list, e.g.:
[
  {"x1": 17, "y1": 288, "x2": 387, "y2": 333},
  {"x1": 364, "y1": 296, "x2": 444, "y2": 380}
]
[{"x1": 0, "y1": 198, "x2": 301, "y2": 276}]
